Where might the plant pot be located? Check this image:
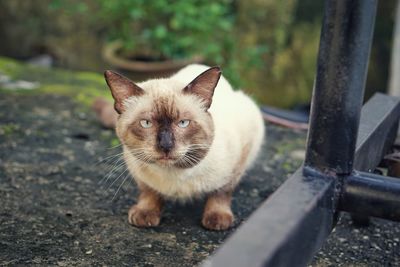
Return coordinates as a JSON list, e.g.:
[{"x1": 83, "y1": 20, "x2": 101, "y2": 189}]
[{"x1": 102, "y1": 40, "x2": 203, "y2": 80}]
